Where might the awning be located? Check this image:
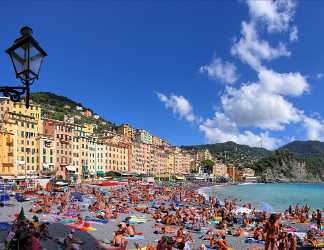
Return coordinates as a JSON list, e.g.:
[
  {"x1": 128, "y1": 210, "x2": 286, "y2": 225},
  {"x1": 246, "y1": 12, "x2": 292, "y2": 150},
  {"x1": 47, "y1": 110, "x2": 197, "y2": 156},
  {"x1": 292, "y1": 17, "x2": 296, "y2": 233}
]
[
  {"x1": 175, "y1": 175, "x2": 185, "y2": 180},
  {"x1": 16, "y1": 176, "x2": 26, "y2": 180},
  {"x1": 66, "y1": 165, "x2": 76, "y2": 172},
  {"x1": 0, "y1": 176, "x2": 15, "y2": 180},
  {"x1": 97, "y1": 171, "x2": 105, "y2": 176}
]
